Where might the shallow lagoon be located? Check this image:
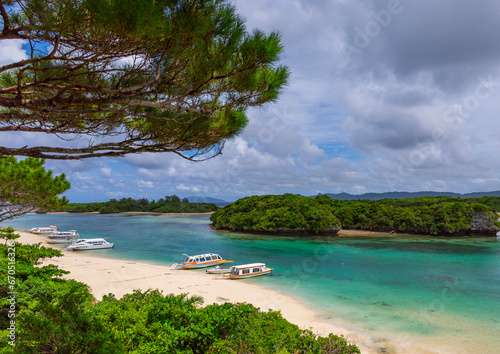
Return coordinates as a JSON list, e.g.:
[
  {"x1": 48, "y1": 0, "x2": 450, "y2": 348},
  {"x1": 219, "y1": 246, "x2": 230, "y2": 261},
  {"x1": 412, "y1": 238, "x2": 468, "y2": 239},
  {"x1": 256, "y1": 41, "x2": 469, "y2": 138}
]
[{"x1": 5, "y1": 213, "x2": 500, "y2": 352}]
